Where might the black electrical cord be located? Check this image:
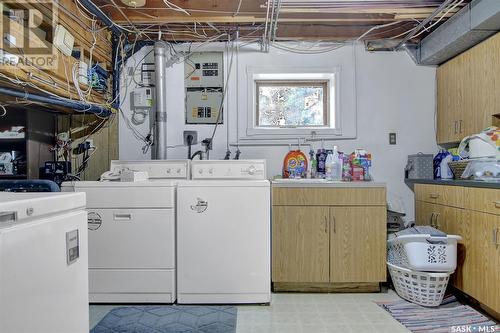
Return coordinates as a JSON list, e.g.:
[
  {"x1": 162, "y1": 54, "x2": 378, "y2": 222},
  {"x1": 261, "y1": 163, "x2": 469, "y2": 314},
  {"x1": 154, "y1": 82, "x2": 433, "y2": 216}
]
[
  {"x1": 186, "y1": 135, "x2": 193, "y2": 160},
  {"x1": 190, "y1": 151, "x2": 203, "y2": 160}
]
